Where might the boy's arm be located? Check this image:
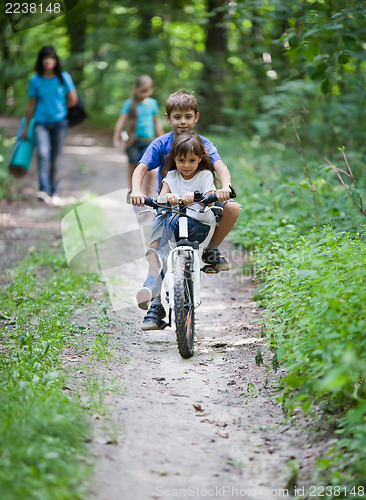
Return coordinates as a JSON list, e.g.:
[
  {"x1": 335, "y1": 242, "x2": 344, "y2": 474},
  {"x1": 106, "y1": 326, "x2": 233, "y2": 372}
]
[
  {"x1": 113, "y1": 114, "x2": 127, "y2": 148},
  {"x1": 213, "y1": 159, "x2": 232, "y2": 201},
  {"x1": 130, "y1": 162, "x2": 149, "y2": 206}
]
